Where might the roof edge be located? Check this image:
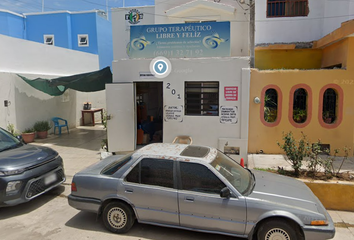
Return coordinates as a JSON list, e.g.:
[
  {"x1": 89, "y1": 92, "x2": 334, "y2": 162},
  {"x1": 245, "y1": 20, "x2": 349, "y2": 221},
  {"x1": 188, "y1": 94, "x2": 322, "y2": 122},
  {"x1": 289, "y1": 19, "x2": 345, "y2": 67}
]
[{"x1": 313, "y1": 19, "x2": 354, "y2": 49}]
